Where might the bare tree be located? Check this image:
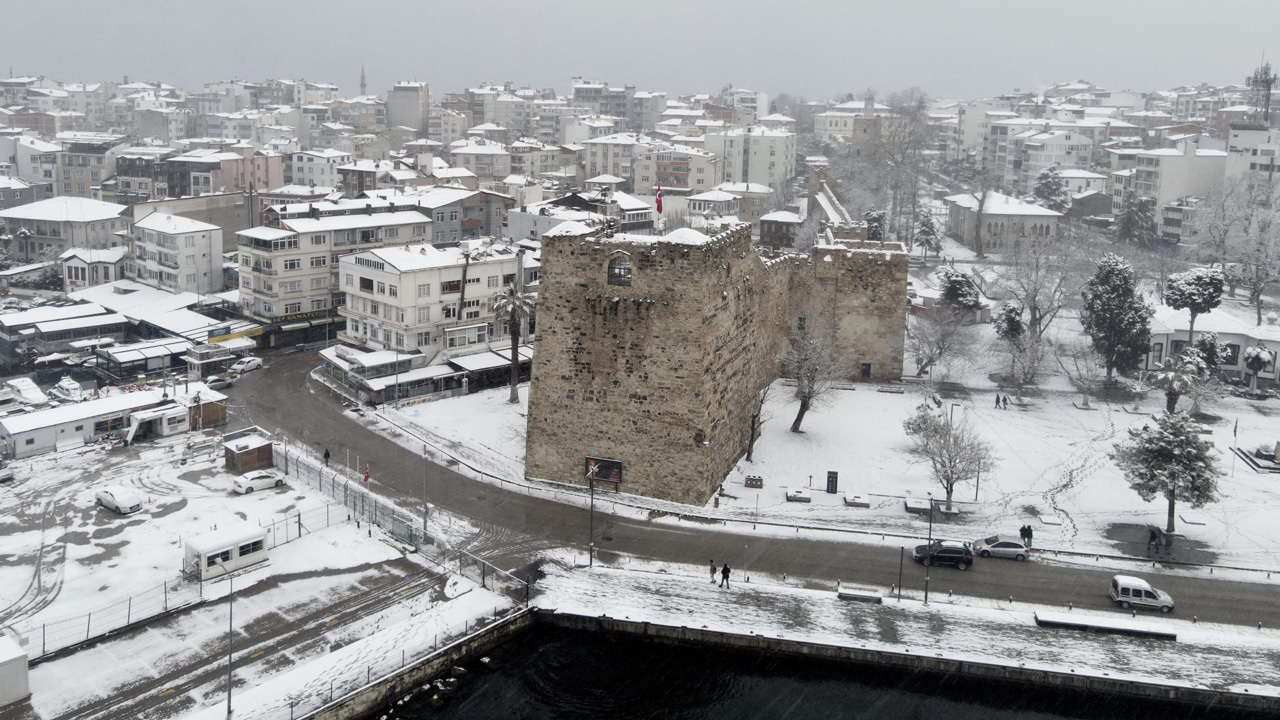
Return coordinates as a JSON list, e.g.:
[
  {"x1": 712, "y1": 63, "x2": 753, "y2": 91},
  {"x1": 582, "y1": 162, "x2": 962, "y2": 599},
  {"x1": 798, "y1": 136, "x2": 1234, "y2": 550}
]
[
  {"x1": 782, "y1": 330, "x2": 842, "y2": 433},
  {"x1": 745, "y1": 385, "x2": 772, "y2": 462},
  {"x1": 968, "y1": 171, "x2": 995, "y2": 259},
  {"x1": 903, "y1": 403, "x2": 996, "y2": 512},
  {"x1": 994, "y1": 226, "x2": 1091, "y2": 340},
  {"x1": 1057, "y1": 341, "x2": 1106, "y2": 409},
  {"x1": 1199, "y1": 176, "x2": 1251, "y2": 272},
  {"x1": 907, "y1": 306, "x2": 973, "y2": 380}
]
